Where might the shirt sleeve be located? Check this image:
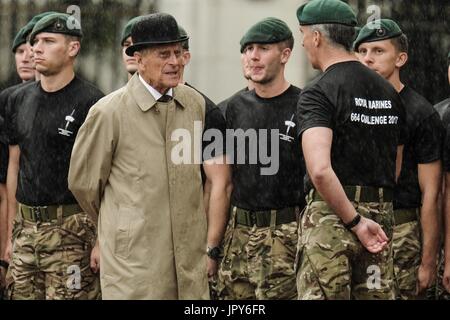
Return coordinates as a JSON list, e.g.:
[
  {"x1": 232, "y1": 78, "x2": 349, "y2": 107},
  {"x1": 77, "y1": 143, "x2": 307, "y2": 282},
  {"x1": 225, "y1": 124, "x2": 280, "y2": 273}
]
[
  {"x1": 296, "y1": 85, "x2": 334, "y2": 137},
  {"x1": 202, "y1": 98, "x2": 226, "y2": 161},
  {"x1": 5, "y1": 94, "x2": 19, "y2": 146},
  {"x1": 413, "y1": 112, "x2": 443, "y2": 164}
]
